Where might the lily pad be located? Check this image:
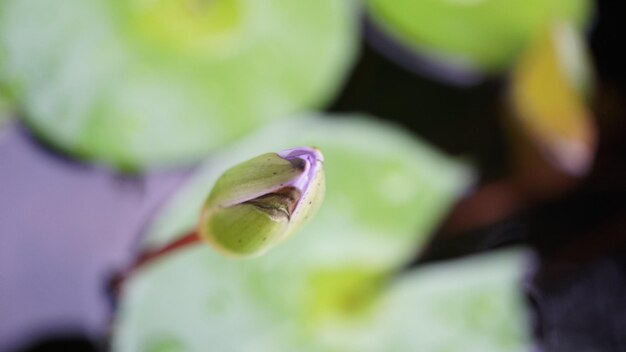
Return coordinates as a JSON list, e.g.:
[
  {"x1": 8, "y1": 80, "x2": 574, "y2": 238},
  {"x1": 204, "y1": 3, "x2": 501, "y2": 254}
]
[
  {"x1": 0, "y1": 0, "x2": 358, "y2": 169},
  {"x1": 366, "y1": 0, "x2": 591, "y2": 74},
  {"x1": 509, "y1": 22, "x2": 595, "y2": 175},
  {"x1": 112, "y1": 115, "x2": 529, "y2": 351}
]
